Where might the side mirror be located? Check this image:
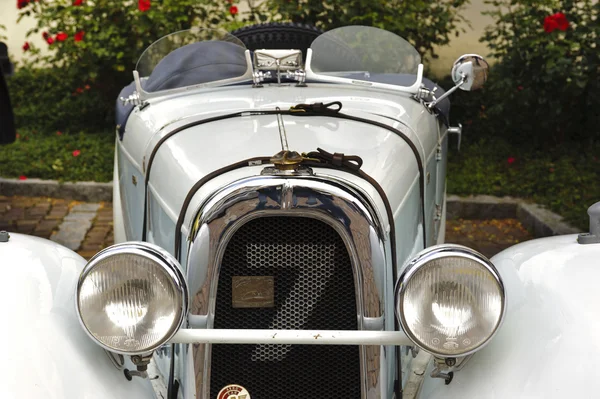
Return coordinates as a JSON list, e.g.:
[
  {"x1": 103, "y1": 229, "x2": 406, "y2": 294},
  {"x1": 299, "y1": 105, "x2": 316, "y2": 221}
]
[
  {"x1": 0, "y1": 43, "x2": 16, "y2": 145},
  {"x1": 451, "y1": 54, "x2": 489, "y2": 91},
  {"x1": 427, "y1": 53, "x2": 489, "y2": 109}
]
